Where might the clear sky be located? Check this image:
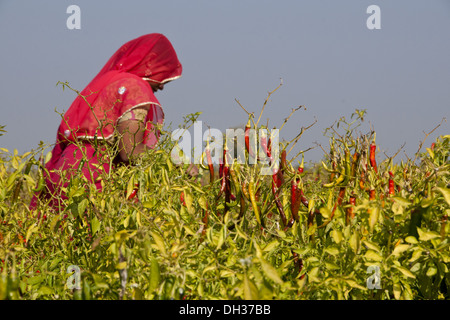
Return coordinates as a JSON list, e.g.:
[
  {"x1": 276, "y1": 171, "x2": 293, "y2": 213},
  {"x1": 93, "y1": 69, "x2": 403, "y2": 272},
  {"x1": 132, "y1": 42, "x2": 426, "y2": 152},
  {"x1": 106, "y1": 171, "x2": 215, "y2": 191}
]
[{"x1": 0, "y1": 0, "x2": 449, "y2": 164}]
